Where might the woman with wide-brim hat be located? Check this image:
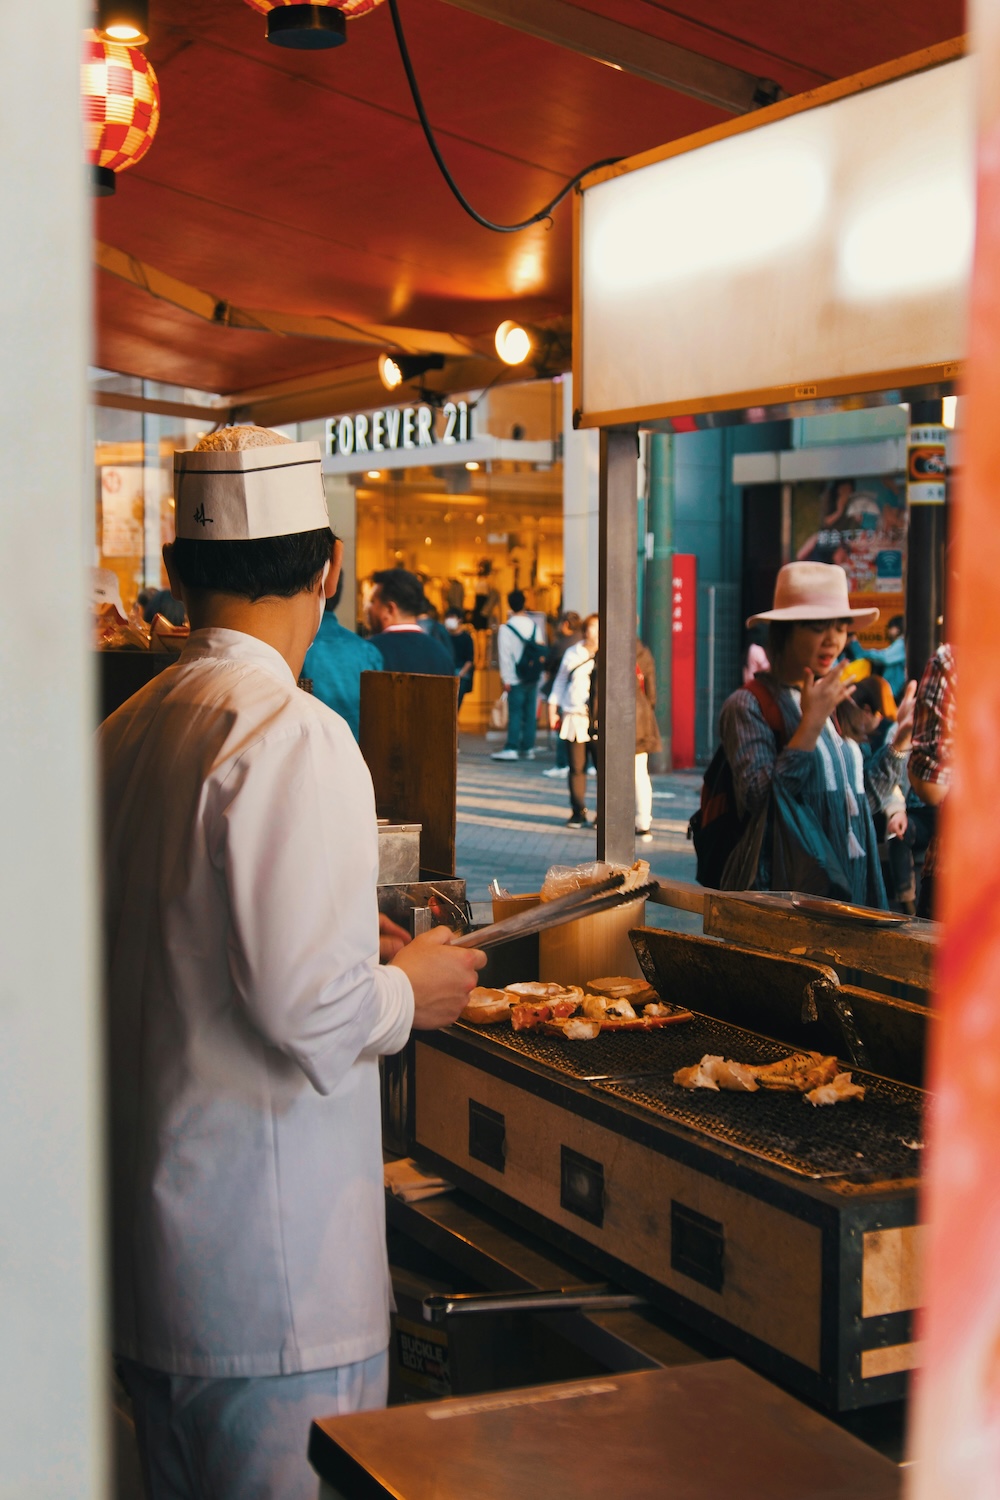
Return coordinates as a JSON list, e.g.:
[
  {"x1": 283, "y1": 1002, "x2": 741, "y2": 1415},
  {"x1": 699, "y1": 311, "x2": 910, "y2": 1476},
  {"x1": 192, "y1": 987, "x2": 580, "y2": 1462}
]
[{"x1": 717, "y1": 562, "x2": 887, "y2": 906}]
